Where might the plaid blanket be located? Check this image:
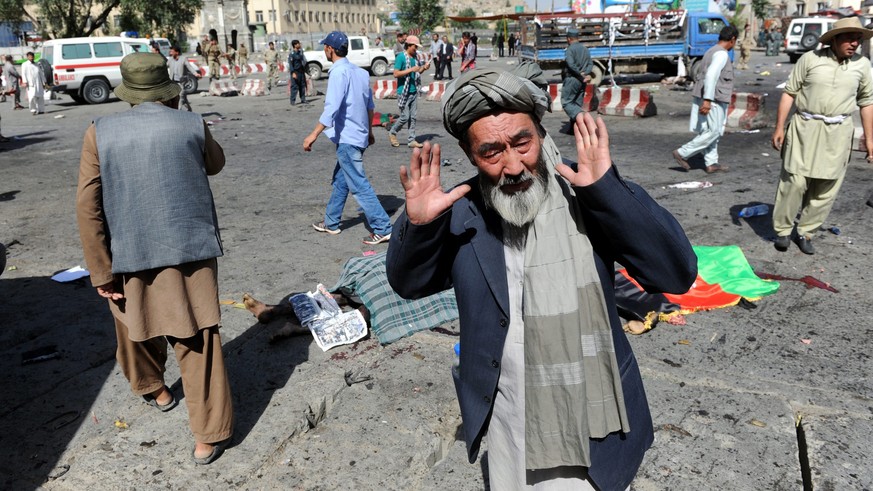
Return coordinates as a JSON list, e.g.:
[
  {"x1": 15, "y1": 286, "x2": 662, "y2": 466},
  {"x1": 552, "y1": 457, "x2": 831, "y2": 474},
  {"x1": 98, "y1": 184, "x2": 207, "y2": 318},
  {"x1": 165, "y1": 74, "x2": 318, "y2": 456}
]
[{"x1": 331, "y1": 252, "x2": 458, "y2": 345}]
